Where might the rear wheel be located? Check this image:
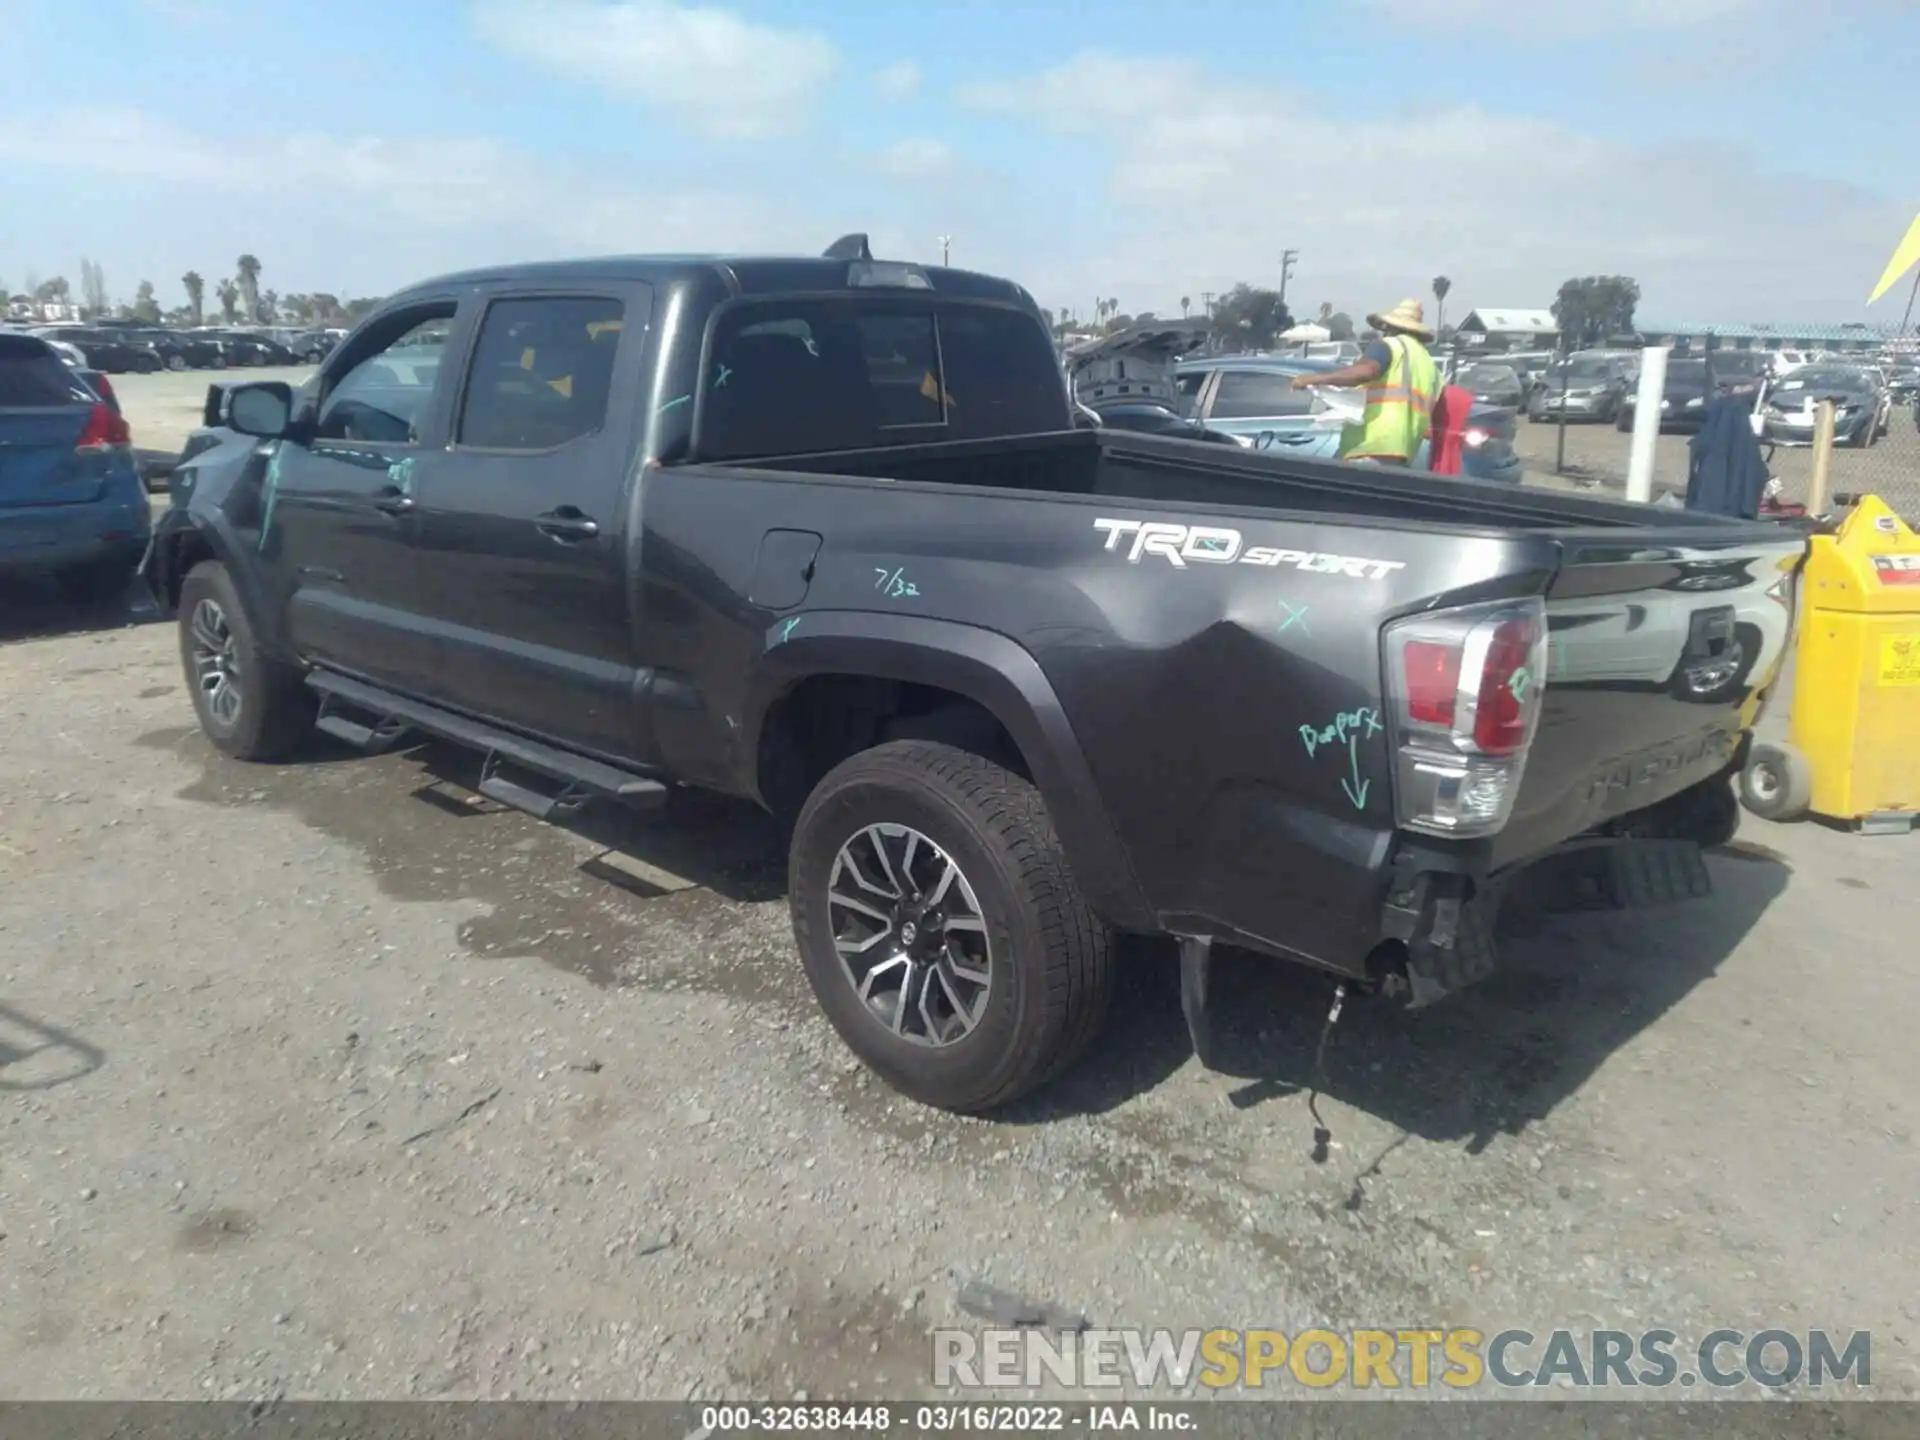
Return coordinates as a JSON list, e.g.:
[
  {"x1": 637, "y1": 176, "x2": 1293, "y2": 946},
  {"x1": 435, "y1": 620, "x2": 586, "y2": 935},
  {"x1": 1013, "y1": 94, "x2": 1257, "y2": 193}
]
[
  {"x1": 166, "y1": 353, "x2": 187, "y2": 371},
  {"x1": 788, "y1": 740, "x2": 1114, "y2": 1113},
  {"x1": 1739, "y1": 742, "x2": 1813, "y2": 823},
  {"x1": 177, "y1": 560, "x2": 315, "y2": 760}
]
